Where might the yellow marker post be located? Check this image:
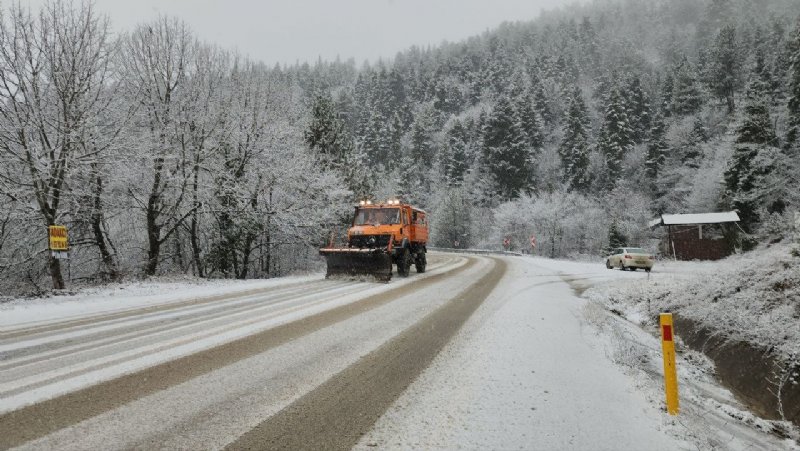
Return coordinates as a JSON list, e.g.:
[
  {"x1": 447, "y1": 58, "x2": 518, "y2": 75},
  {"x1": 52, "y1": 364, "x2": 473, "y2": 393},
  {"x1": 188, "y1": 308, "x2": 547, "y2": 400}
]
[{"x1": 660, "y1": 313, "x2": 679, "y2": 415}]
